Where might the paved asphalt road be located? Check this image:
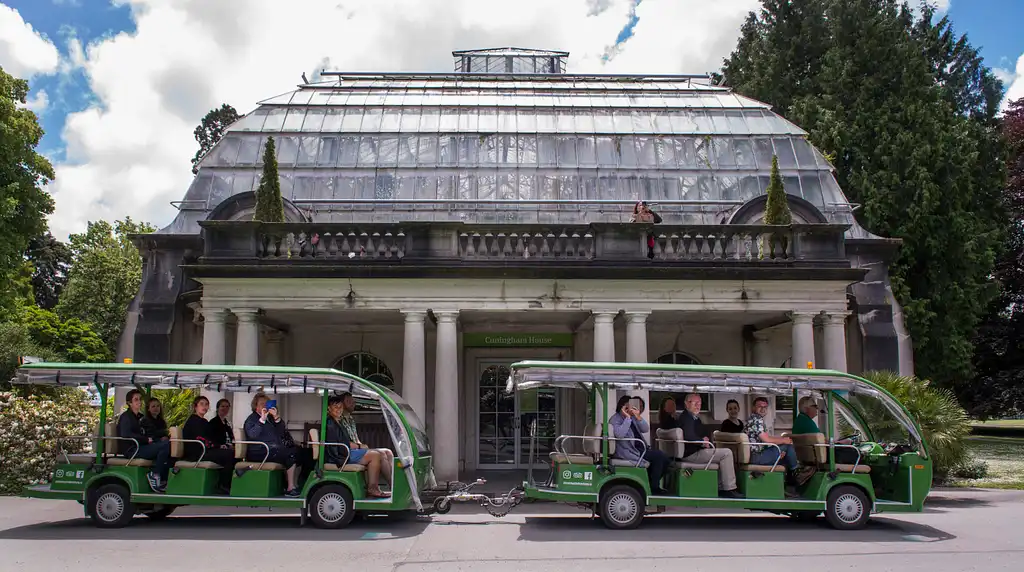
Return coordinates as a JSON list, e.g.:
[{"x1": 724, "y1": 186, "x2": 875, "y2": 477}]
[{"x1": 0, "y1": 488, "x2": 1021, "y2": 571}]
